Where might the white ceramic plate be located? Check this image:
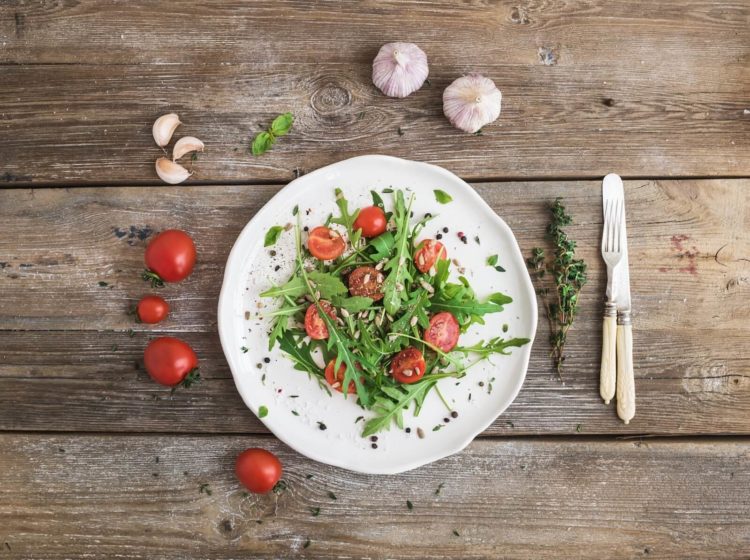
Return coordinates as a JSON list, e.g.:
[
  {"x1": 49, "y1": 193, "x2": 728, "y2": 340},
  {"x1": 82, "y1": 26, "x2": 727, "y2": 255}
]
[{"x1": 218, "y1": 155, "x2": 537, "y2": 474}]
